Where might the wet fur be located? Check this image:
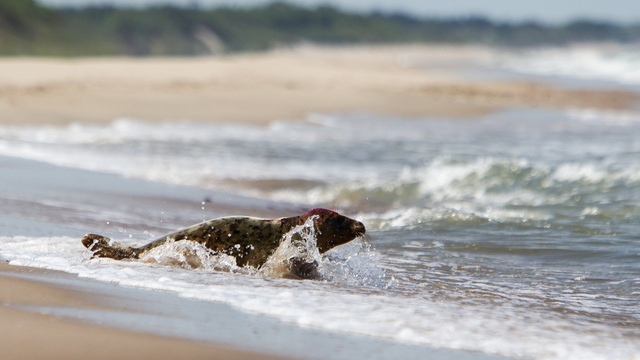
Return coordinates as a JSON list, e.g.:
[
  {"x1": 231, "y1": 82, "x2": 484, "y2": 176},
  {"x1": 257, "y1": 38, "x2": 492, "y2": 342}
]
[{"x1": 82, "y1": 208, "x2": 365, "y2": 278}]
